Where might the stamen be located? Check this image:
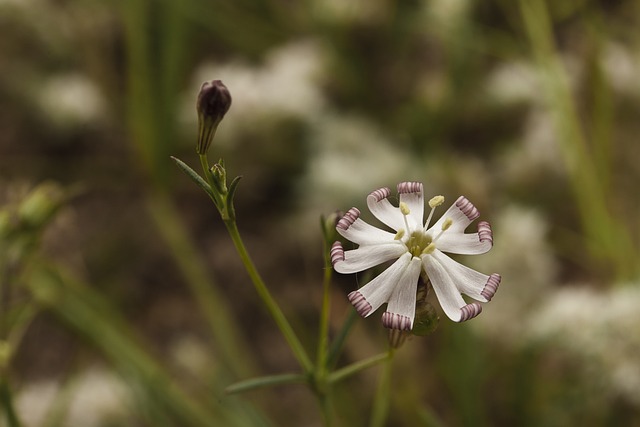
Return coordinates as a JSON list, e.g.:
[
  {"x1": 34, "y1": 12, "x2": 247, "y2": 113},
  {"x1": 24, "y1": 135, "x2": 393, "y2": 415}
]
[
  {"x1": 480, "y1": 273, "x2": 501, "y2": 301},
  {"x1": 336, "y1": 207, "x2": 360, "y2": 230},
  {"x1": 348, "y1": 291, "x2": 372, "y2": 317},
  {"x1": 382, "y1": 312, "x2": 412, "y2": 330},
  {"x1": 423, "y1": 195, "x2": 444, "y2": 231},
  {"x1": 330, "y1": 241, "x2": 345, "y2": 266},
  {"x1": 455, "y1": 196, "x2": 480, "y2": 221},
  {"x1": 399, "y1": 202, "x2": 411, "y2": 232},
  {"x1": 399, "y1": 202, "x2": 410, "y2": 216},
  {"x1": 428, "y1": 195, "x2": 444, "y2": 208},
  {"x1": 441, "y1": 218, "x2": 453, "y2": 231},
  {"x1": 422, "y1": 243, "x2": 436, "y2": 255},
  {"x1": 459, "y1": 302, "x2": 482, "y2": 322},
  {"x1": 368, "y1": 187, "x2": 391, "y2": 202},
  {"x1": 394, "y1": 229, "x2": 405, "y2": 240},
  {"x1": 478, "y1": 221, "x2": 493, "y2": 246}
]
